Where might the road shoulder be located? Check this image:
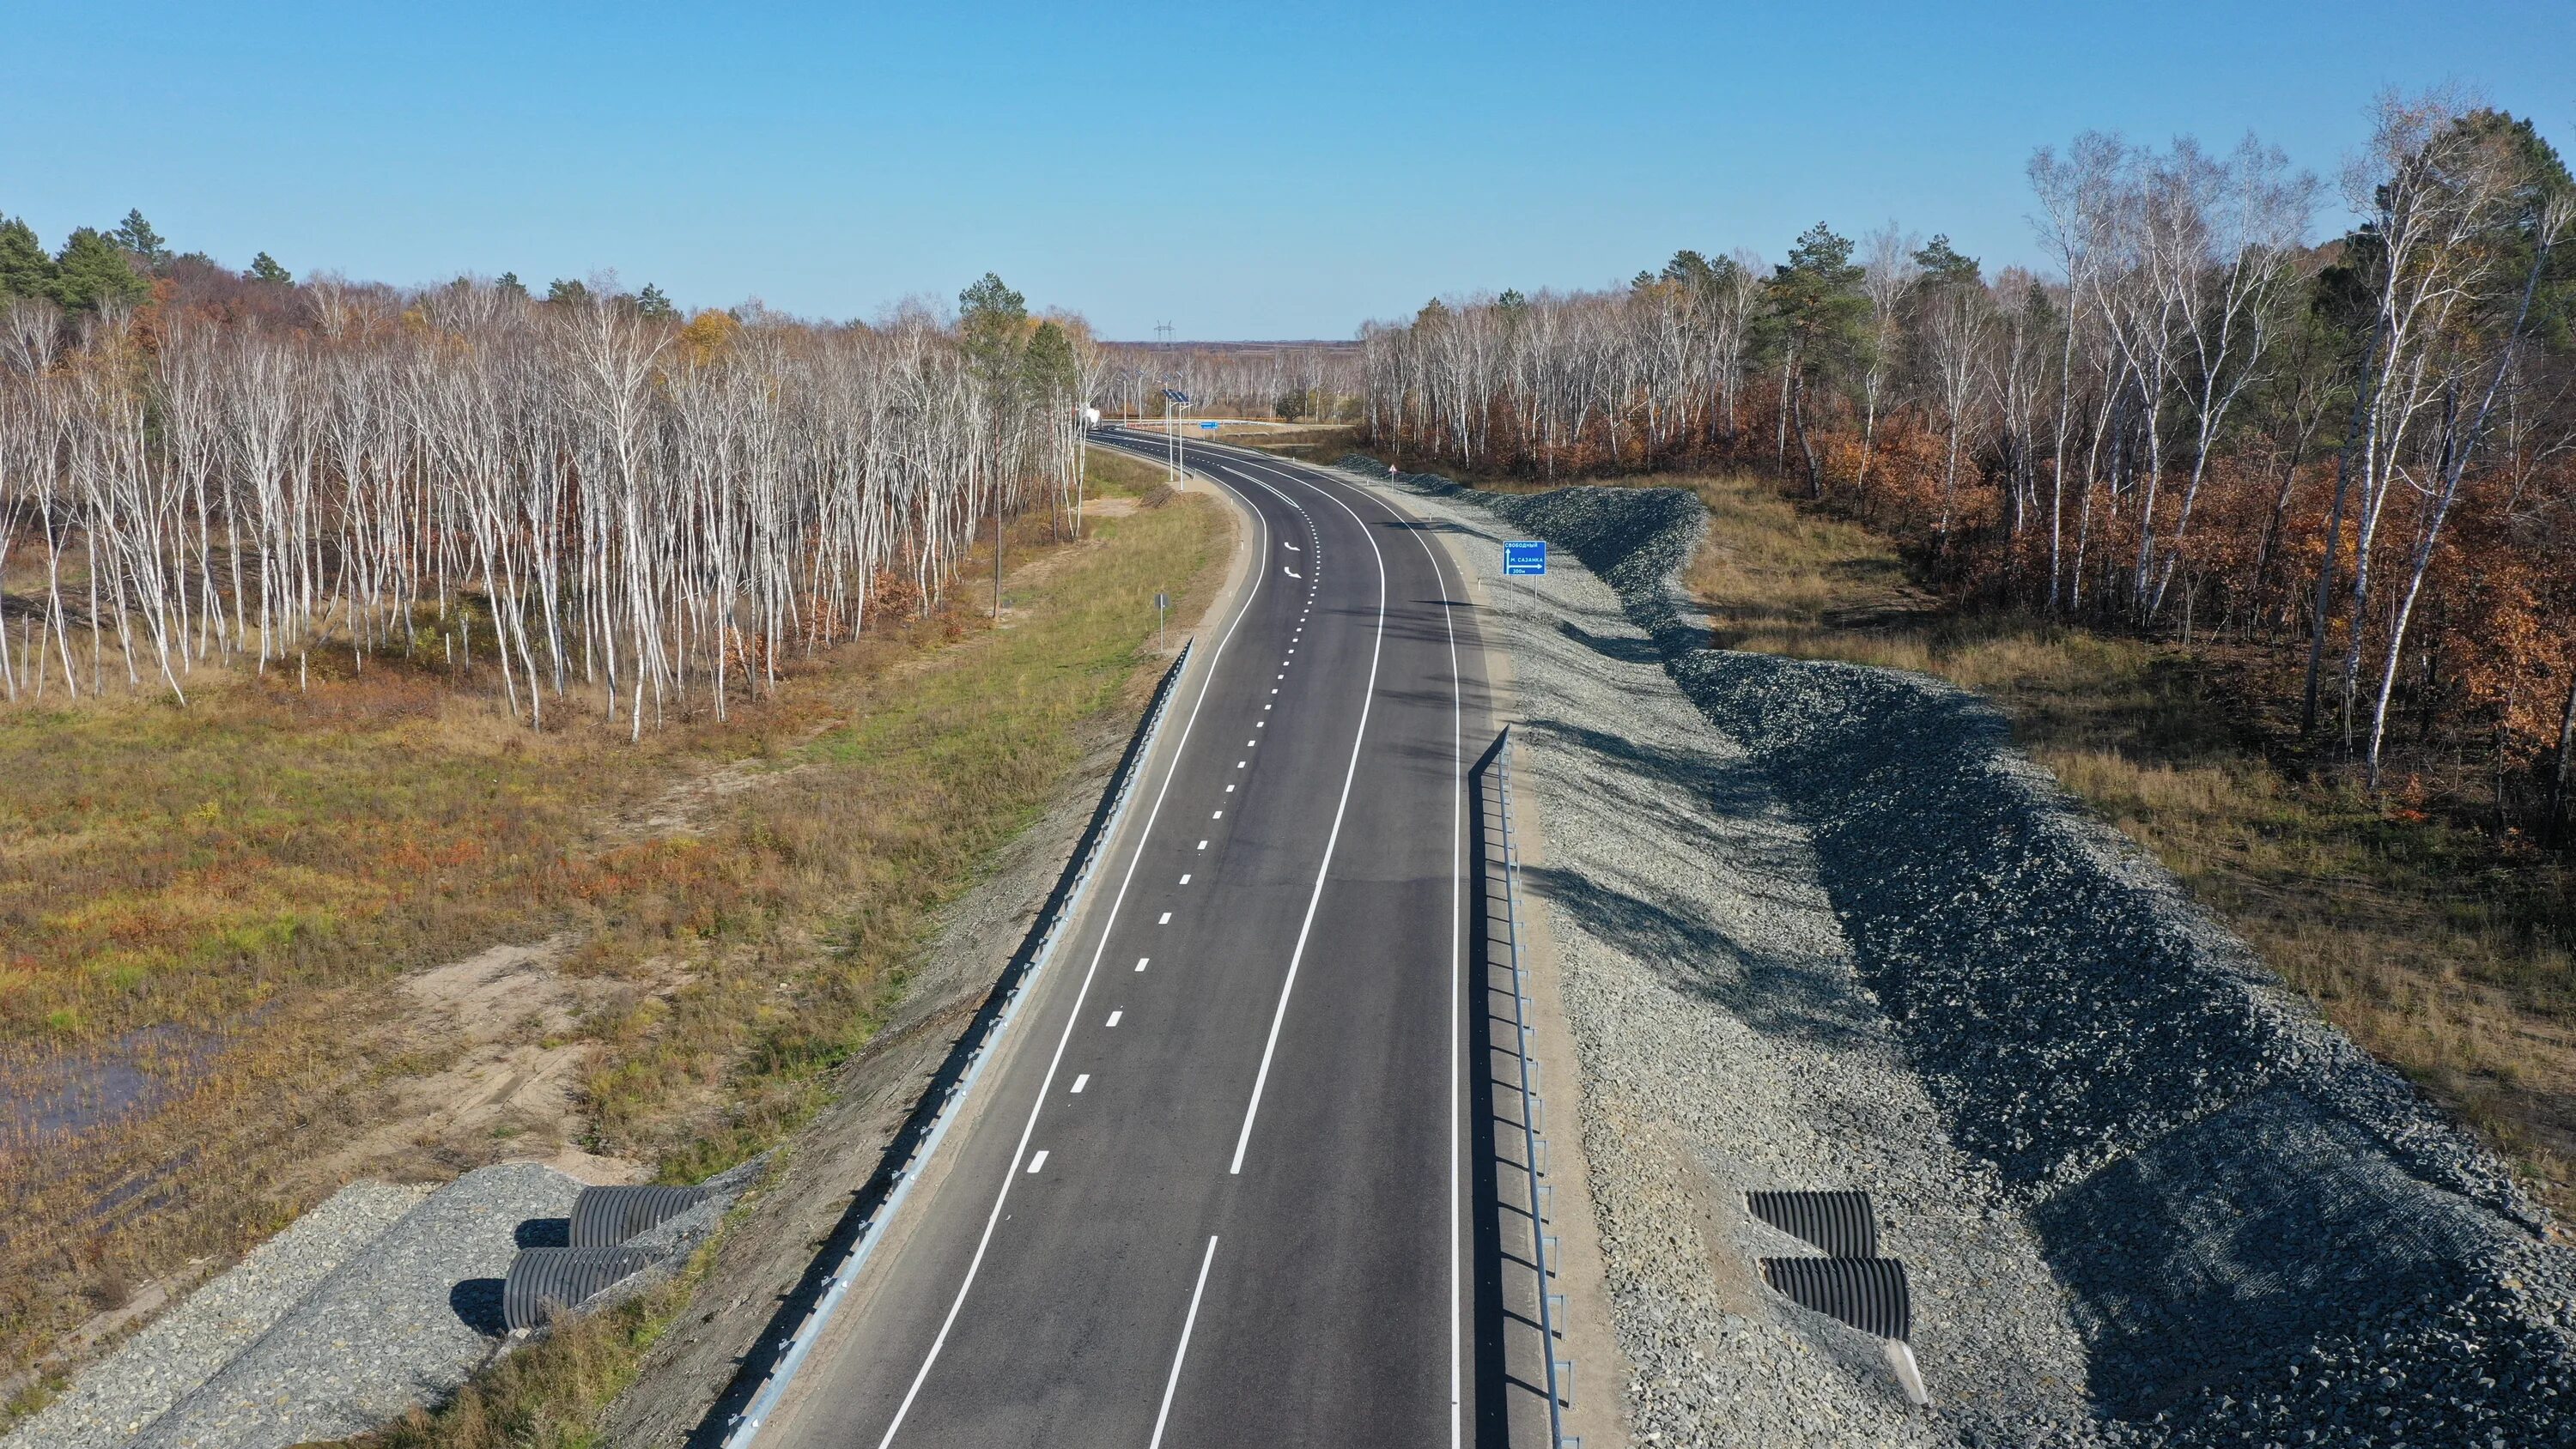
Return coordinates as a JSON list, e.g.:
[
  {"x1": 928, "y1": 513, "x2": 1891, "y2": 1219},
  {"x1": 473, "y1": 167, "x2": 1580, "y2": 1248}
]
[{"x1": 1340, "y1": 465, "x2": 1635, "y2": 1449}]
